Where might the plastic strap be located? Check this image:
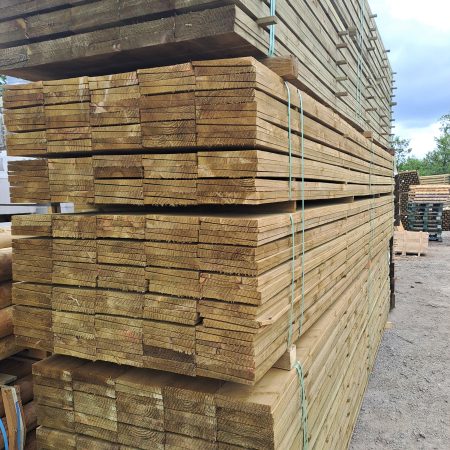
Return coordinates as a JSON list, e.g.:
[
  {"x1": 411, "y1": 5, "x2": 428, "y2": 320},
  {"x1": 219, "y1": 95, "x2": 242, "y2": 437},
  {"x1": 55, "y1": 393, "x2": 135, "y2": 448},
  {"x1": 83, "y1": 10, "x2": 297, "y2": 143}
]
[
  {"x1": 297, "y1": 88, "x2": 306, "y2": 338},
  {"x1": 268, "y1": 0, "x2": 277, "y2": 56},
  {"x1": 295, "y1": 89, "x2": 309, "y2": 449},
  {"x1": 0, "y1": 419, "x2": 8, "y2": 450},
  {"x1": 294, "y1": 361, "x2": 308, "y2": 449},
  {"x1": 287, "y1": 214, "x2": 295, "y2": 347},
  {"x1": 356, "y1": 0, "x2": 365, "y2": 123},
  {"x1": 16, "y1": 401, "x2": 21, "y2": 450},
  {"x1": 285, "y1": 81, "x2": 293, "y2": 199}
]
